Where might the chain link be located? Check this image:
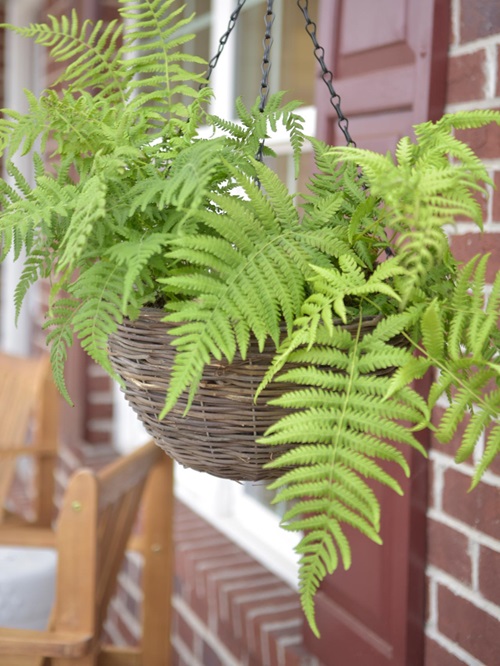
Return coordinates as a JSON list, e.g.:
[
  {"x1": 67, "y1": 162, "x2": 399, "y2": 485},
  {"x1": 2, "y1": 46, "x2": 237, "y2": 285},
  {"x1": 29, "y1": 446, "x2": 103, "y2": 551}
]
[
  {"x1": 259, "y1": 0, "x2": 275, "y2": 113},
  {"x1": 296, "y1": 0, "x2": 355, "y2": 147},
  {"x1": 202, "y1": 0, "x2": 247, "y2": 86},
  {"x1": 255, "y1": 0, "x2": 275, "y2": 163}
]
